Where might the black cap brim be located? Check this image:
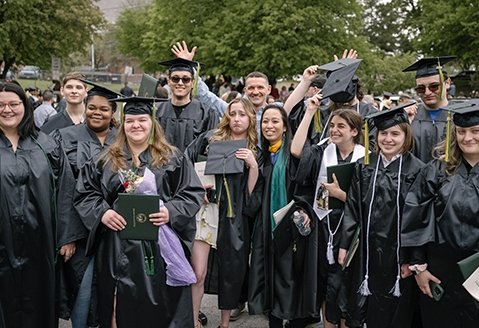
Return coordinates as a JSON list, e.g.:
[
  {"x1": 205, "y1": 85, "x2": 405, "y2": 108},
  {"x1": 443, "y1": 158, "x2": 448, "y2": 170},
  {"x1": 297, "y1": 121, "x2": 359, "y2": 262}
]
[
  {"x1": 81, "y1": 79, "x2": 123, "y2": 100},
  {"x1": 366, "y1": 101, "x2": 414, "y2": 130},
  {"x1": 159, "y1": 58, "x2": 200, "y2": 74},
  {"x1": 446, "y1": 99, "x2": 479, "y2": 127},
  {"x1": 402, "y1": 56, "x2": 456, "y2": 78}
]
